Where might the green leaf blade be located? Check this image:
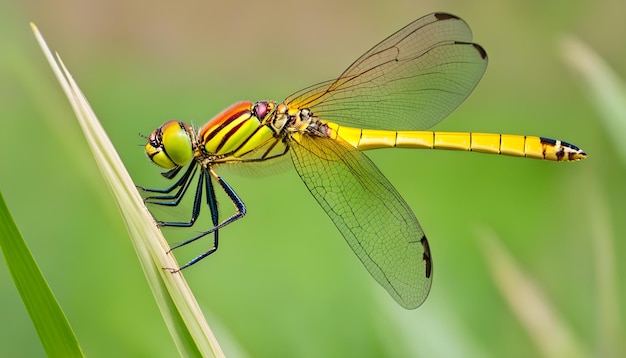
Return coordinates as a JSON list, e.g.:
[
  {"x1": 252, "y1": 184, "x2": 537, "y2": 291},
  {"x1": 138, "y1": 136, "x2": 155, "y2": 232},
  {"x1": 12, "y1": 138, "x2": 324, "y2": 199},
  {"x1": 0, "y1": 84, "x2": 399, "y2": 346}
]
[{"x1": 0, "y1": 191, "x2": 85, "y2": 358}]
